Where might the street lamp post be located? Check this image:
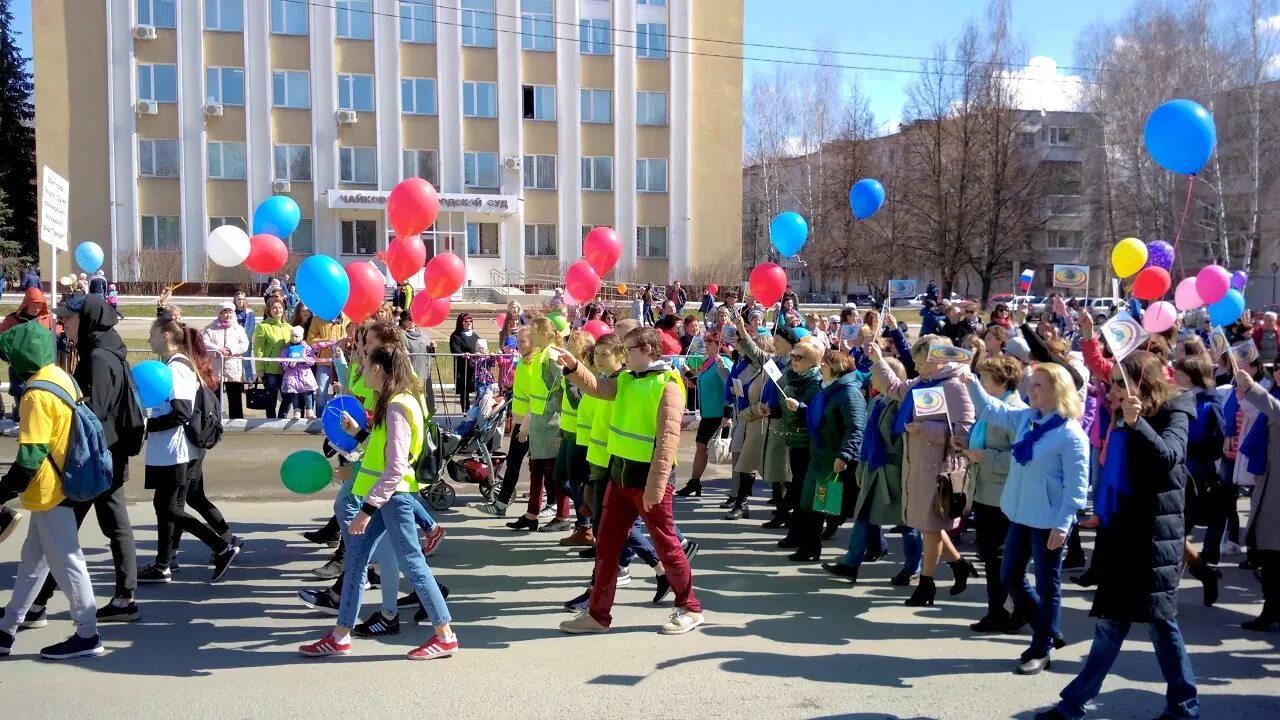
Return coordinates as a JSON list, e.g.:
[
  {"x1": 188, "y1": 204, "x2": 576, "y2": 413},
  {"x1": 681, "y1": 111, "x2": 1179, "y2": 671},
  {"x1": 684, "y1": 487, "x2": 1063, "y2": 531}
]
[{"x1": 1272, "y1": 262, "x2": 1279, "y2": 305}]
